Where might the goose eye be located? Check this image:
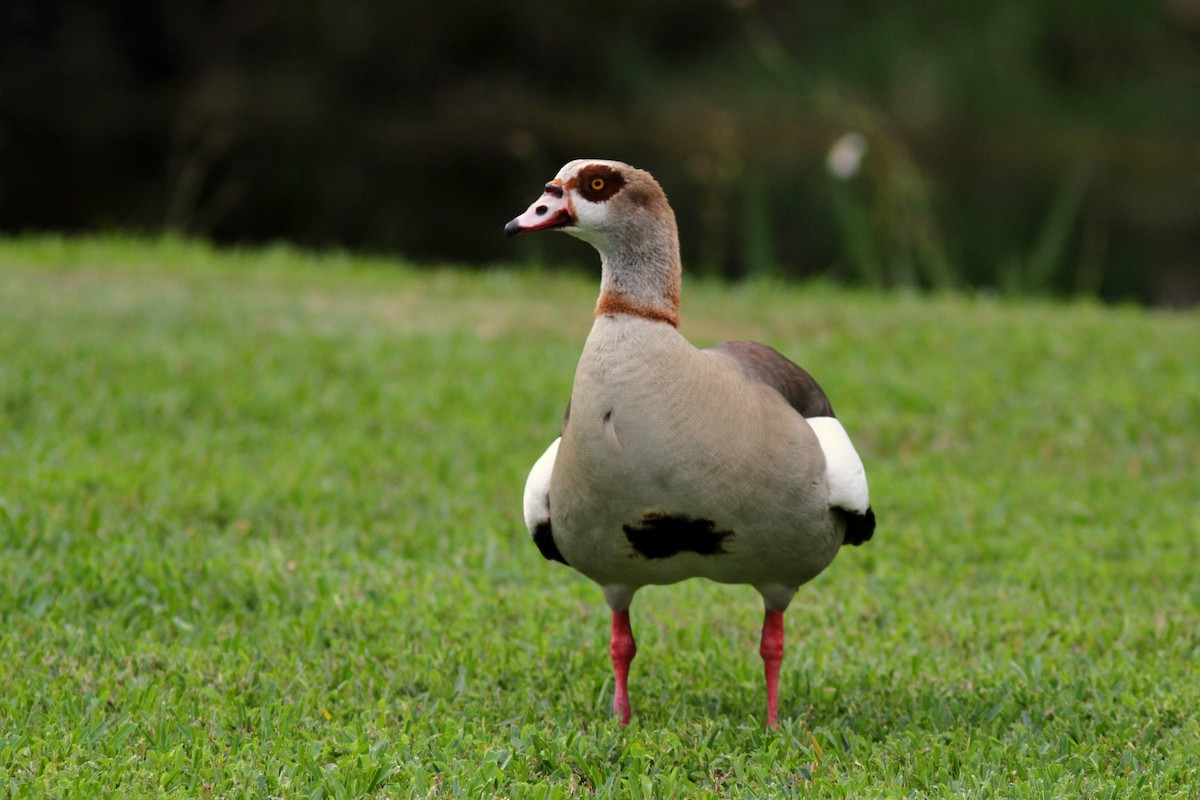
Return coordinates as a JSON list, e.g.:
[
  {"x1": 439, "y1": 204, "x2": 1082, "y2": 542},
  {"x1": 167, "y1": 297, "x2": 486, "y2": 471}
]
[{"x1": 590, "y1": 177, "x2": 605, "y2": 191}]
